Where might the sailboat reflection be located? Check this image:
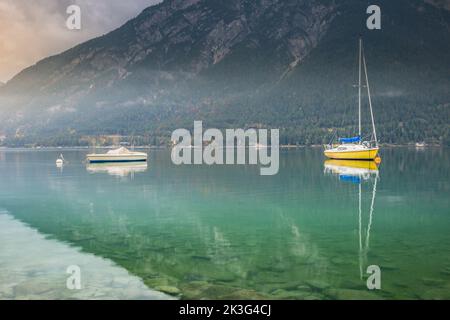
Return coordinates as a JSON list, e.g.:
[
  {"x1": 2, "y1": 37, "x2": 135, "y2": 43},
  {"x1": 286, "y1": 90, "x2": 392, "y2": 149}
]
[
  {"x1": 324, "y1": 159, "x2": 379, "y2": 279},
  {"x1": 324, "y1": 159, "x2": 378, "y2": 183},
  {"x1": 86, "y1": 161, "x2": 148, "y2": 177}
]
